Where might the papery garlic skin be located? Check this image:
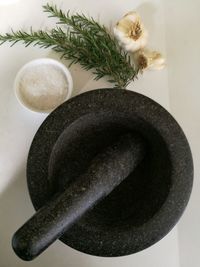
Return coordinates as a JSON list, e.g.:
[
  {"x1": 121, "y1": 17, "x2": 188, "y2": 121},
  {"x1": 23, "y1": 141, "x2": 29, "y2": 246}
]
[
  {"x1": 114, "y1": 11, "x2": 148, "y2": 52},
  {"x1": 134, "y1": 49, "x2": 165, "y2": 71}
]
